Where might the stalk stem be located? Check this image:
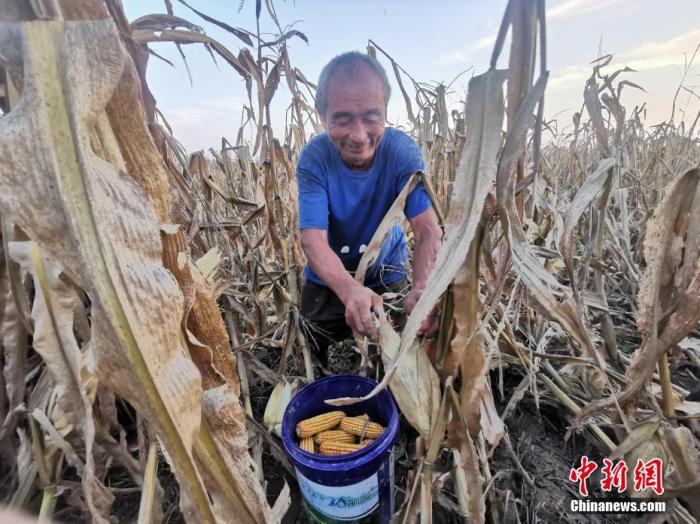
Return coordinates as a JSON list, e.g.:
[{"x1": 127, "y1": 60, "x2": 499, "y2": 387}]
[{"x1": 658, "y1": 354, "x2": 675, "y2": 420}]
